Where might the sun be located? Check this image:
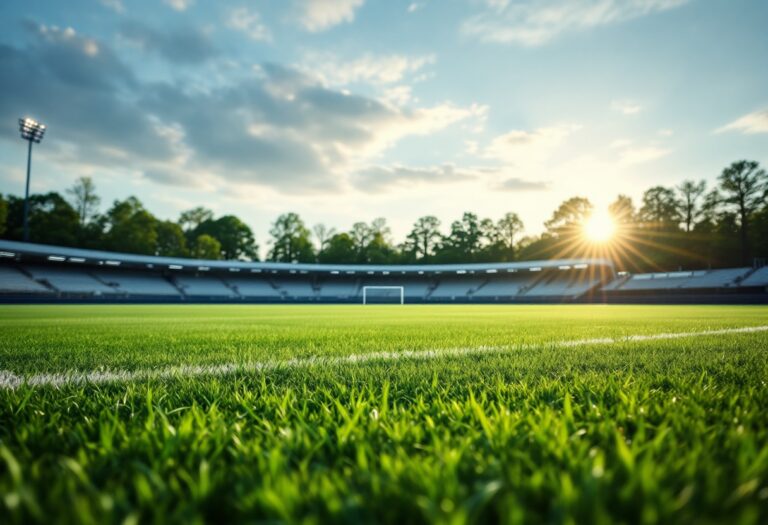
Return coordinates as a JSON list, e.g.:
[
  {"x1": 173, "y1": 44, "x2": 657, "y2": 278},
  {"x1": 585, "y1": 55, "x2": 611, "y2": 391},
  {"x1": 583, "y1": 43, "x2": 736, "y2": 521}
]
[{"x1": 583, "y1": 210, "x2": 616, "y2": 243}]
